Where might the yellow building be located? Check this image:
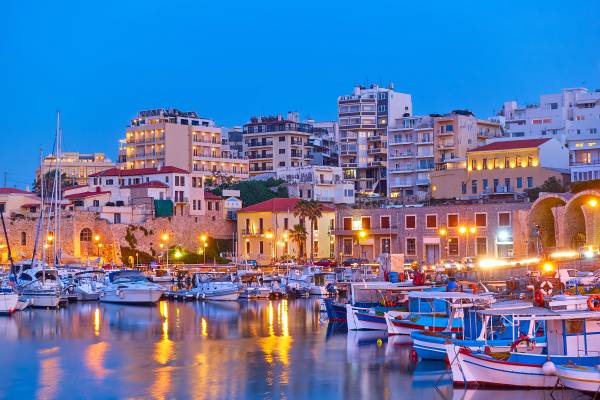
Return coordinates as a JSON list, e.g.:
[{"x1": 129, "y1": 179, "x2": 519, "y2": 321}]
[
  {"x1": 431, "y1": 138, "x2": 570, "y2": 199},
  {"x1": 237, "y1": 198, "x2": 336, "y2": 265}
]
